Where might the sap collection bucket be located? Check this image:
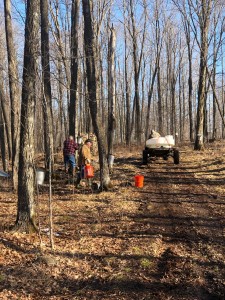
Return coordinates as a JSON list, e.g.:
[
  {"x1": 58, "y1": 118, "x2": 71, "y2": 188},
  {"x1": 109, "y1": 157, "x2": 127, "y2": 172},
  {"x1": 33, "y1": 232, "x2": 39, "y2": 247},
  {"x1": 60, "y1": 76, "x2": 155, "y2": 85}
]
[
  {"x1": 134, "y1": 175, "x2": 144, "y2": 188},
  {"x1": 108, "y1": 154, "x2": 115, "y2": 167},
  {"x1": 36, "y1": 168, "x2": 45, "y2": 185},
  {"x1": 84, "y1": 164, "x2": 94, "y2": 178}
]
